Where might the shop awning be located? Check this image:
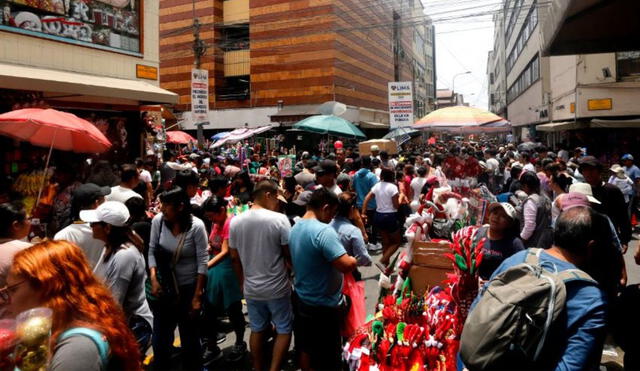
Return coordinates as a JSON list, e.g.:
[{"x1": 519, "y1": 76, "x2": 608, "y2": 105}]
[
  {"x1": 270, "y1": 104, "x2": 322, "y2": 122},
  {"x1": 536, "y1": 121, "x2": 587, "y2": 132},
  {"x1": 590, "y1": 118, "x2": 640, "y2": 128},
  {"x1": 0, "y1": 62, "x2": 178, "y2": 104},
  {"x1": 542, "y1": 0, "x2": 640, "y2": 56},
  {"x1": 360, "y1": 121, "x2": 389, "y2": 129}
]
